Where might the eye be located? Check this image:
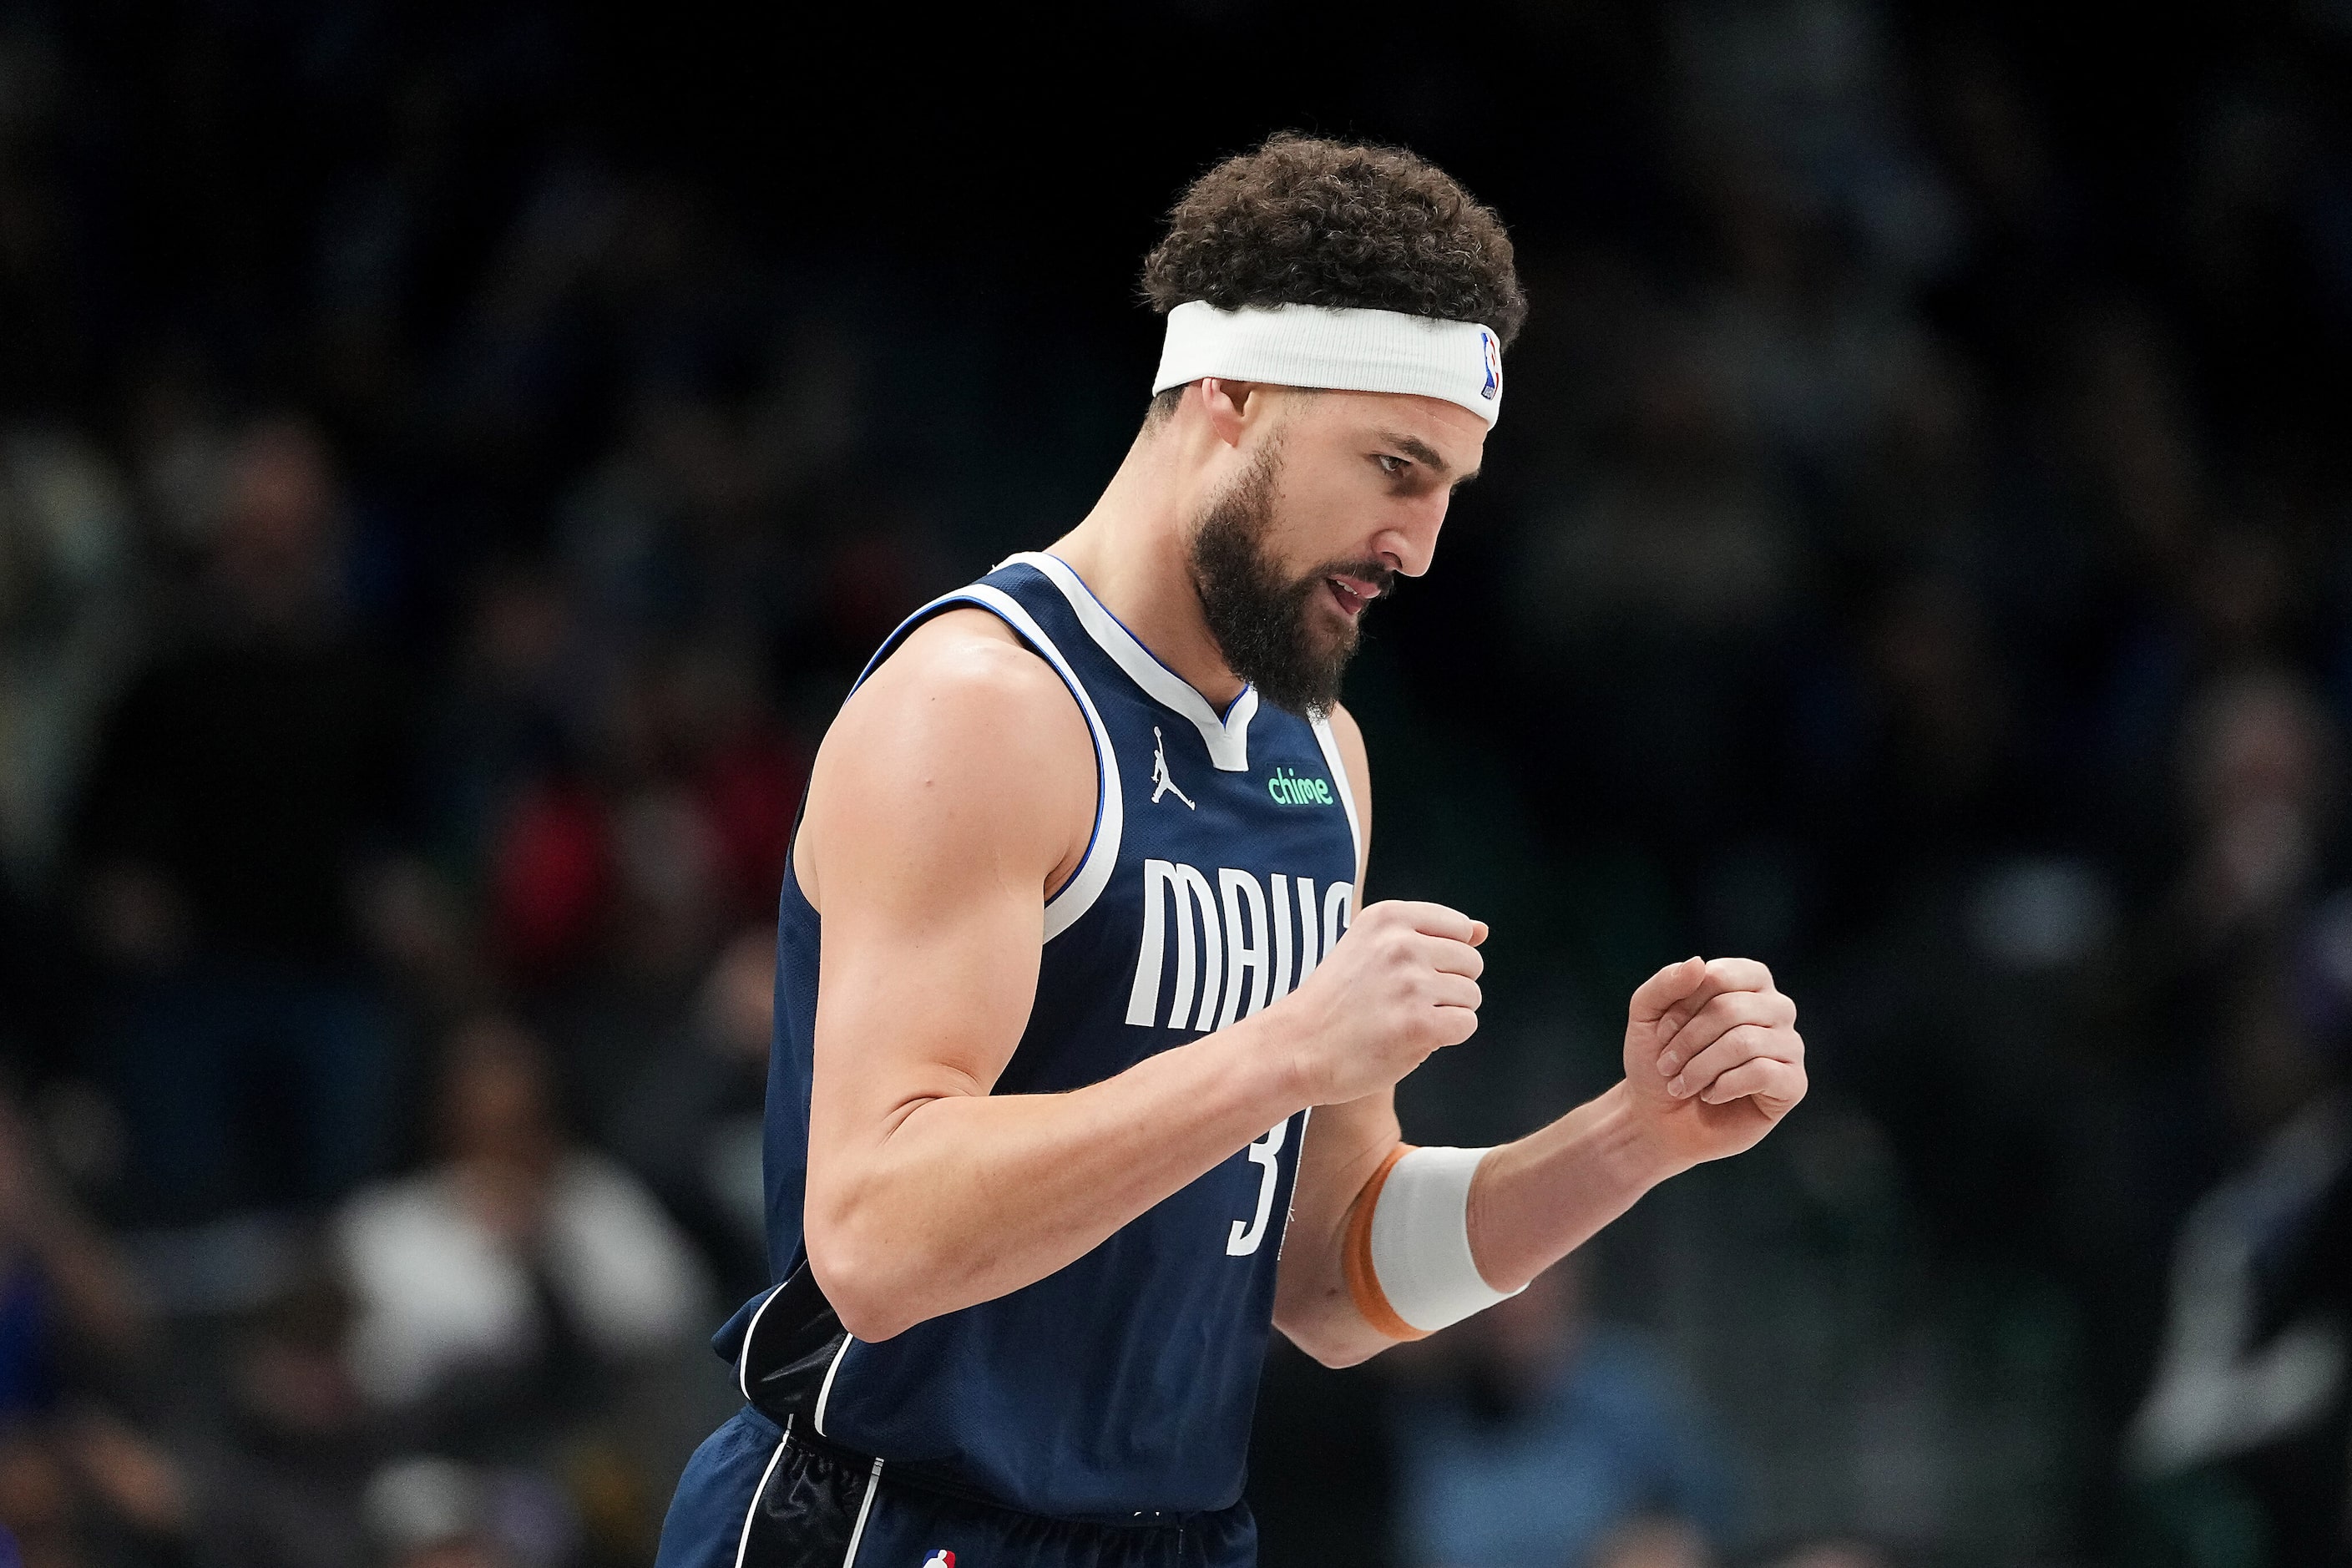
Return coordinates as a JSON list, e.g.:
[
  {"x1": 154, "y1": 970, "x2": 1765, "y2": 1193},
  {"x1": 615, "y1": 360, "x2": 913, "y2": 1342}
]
[{"x1": 1375, "y1": 453, "x2": 1407, "y2": 477}]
